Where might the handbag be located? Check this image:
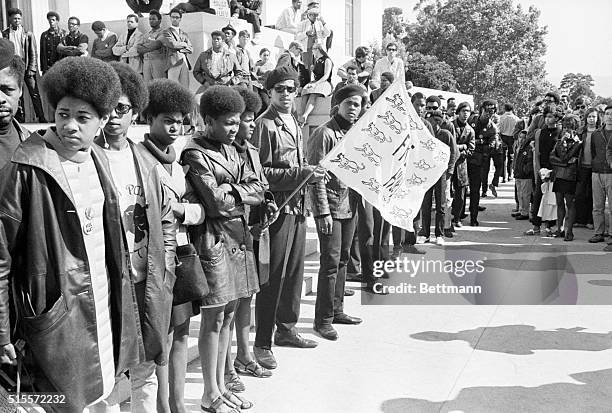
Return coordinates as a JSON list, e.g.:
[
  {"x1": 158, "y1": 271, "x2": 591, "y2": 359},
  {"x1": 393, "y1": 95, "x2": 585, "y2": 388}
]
[{"x1": 173, "y1": 242, "x2": 209, "y2": 305}]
